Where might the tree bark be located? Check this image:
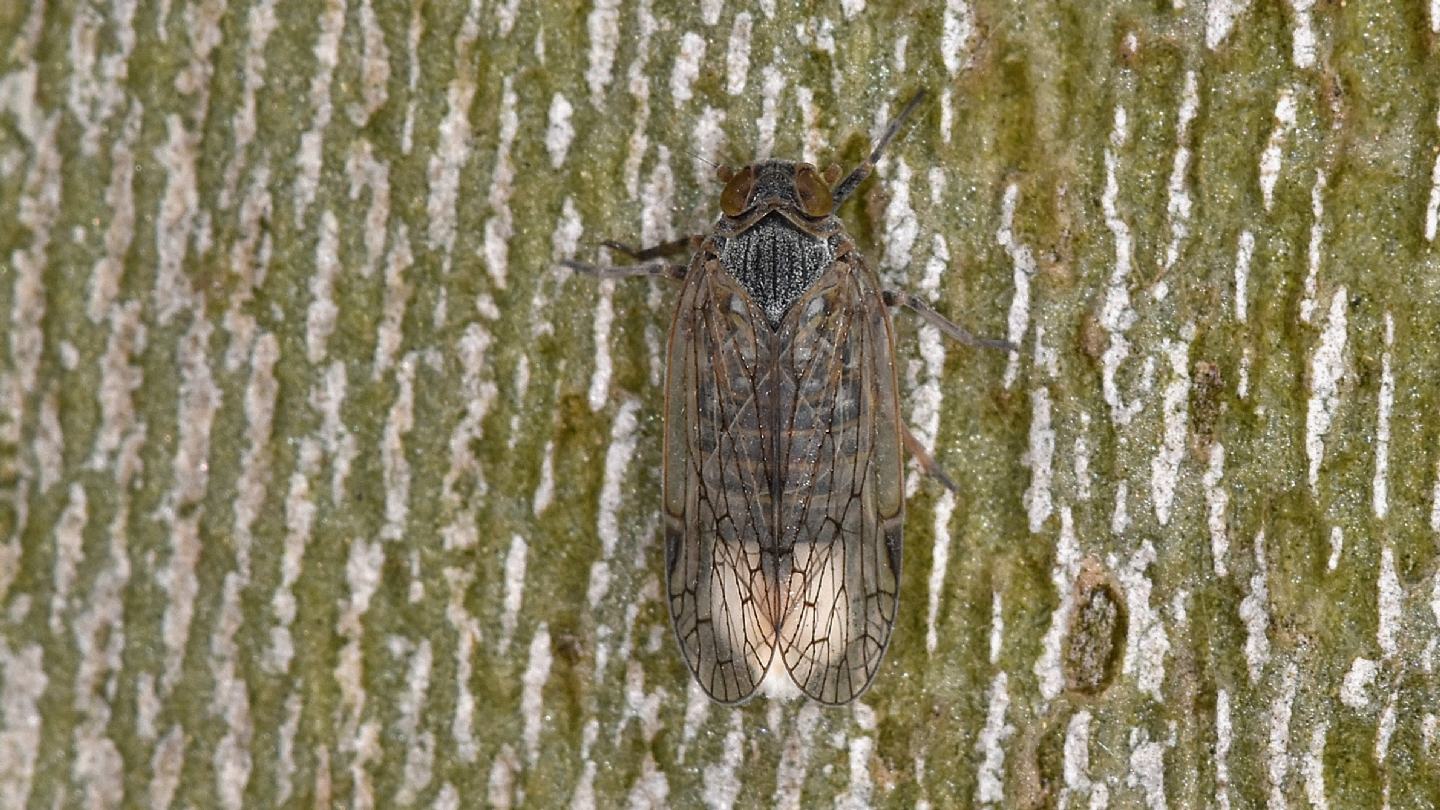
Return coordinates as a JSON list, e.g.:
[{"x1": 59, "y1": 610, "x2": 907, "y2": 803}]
[{"x1": 2, "y1": 1, "x2": 1439, "y2": 807}]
